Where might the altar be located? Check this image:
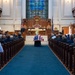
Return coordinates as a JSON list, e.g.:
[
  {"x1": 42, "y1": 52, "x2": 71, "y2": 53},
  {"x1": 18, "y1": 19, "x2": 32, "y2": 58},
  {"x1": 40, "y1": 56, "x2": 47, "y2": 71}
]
[
  {"x1": 25, "y1": 35, "x2": 48, "y2": 45},
  {"x1": 22, "y1": 16, "x2": 51, "y2": 37},
  {"x1": 28, "y1": 28, "x2": 46, "y2": 35}
]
